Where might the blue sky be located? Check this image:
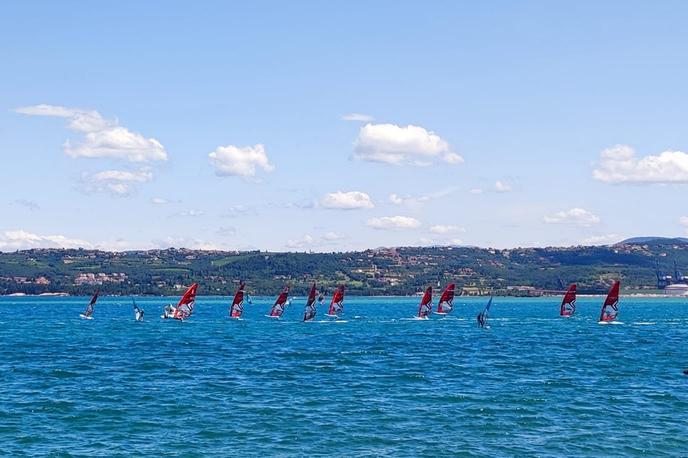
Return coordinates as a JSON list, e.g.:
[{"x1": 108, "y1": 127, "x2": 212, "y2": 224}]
[{"x1": 2, "y1": 1, "x2": 688, "y2": 251}]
